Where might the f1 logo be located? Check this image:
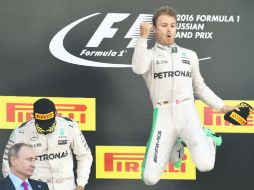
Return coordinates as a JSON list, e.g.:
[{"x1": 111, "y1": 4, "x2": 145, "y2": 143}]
[{"x1": 86, "y1": 13, "x2": 153, "y2": 48}]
